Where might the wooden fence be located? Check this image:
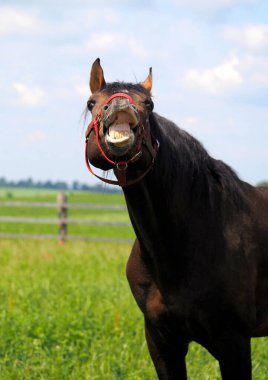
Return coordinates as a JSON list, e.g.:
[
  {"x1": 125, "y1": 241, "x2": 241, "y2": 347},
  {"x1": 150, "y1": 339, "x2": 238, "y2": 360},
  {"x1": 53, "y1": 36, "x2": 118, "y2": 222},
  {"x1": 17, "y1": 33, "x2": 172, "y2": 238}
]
[{"x1": 0, "y1": 199, "x2": 133, "y2": 244}]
